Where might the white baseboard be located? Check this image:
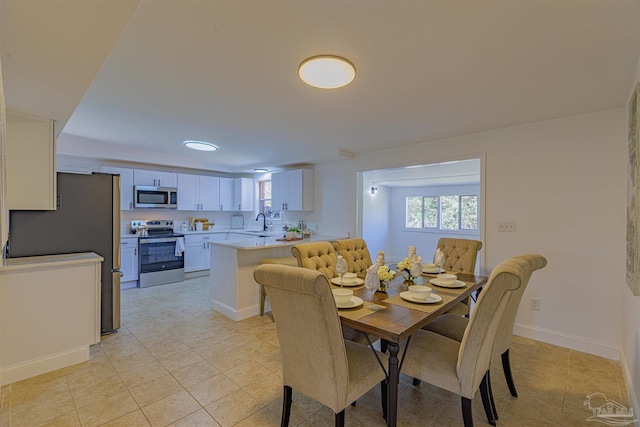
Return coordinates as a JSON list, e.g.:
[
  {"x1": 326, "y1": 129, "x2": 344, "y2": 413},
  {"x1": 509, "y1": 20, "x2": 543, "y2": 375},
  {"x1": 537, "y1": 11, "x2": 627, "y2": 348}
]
[
  {"x1": 1, "y1": 346, "x2": 90, "y2": 386},
  {"x1": 513, "y1": 322, "x2": 621, "y2": 360},
  {"x1": 619, "y1": 351, "x2": 640, "y2": 421},
  {"x1": 185, "y1": 270, "x2": 210, "y2": 280},
  {"x1": 210, "y1": 298, "x2": 259, "y2": 321}
]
